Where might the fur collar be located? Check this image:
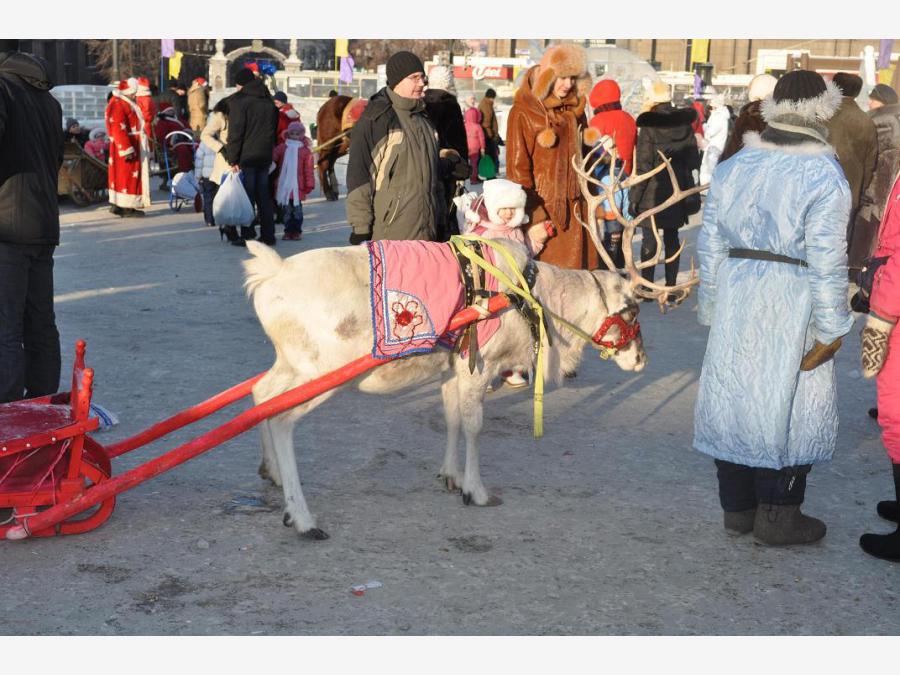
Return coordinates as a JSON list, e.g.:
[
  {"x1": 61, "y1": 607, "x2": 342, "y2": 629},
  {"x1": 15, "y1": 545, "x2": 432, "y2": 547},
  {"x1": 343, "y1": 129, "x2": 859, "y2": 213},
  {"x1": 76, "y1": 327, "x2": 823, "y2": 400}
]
[
  {"x1": 760, "y1": 80, "x2": 842, "y2": 124},
  {"x1": 743, "y1": 131, "x2": 835, "y2": 156},
  {"x1": 636, "y1": 106, "x2": 697, "y2": 128}
]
